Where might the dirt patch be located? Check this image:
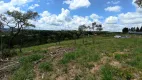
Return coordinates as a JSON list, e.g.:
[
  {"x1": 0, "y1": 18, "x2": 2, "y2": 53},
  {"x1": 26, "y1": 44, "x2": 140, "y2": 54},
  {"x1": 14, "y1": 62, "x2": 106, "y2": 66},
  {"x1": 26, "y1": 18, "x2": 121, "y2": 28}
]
[
  {"x1": 110, "y1": 60, "x2": 122, "y2": 68},
  {"x1": 0, "y1": 58, "x2": 19, "y2": 80},
  {"x1": 48, "y1": 46, "x2": 62, "y2": 50},
  {"x1": 90, "y1": 64, "x2": 101, "y2": 74},
  {"x1": 113, "y1": 51, "x2": 126, "y2": 55},
  {"x1": 48, "y1": 46, "x2": 75, "y2": 59},
  {"x1": 90, "y1": 56, "x2": 110, "y2": 74},
  {"x1": 33, "y1": 46, "x2": 75, "y2": 80},
  {"x1": 56, "y1": 74, "x2": 67, "y2": 80}
]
